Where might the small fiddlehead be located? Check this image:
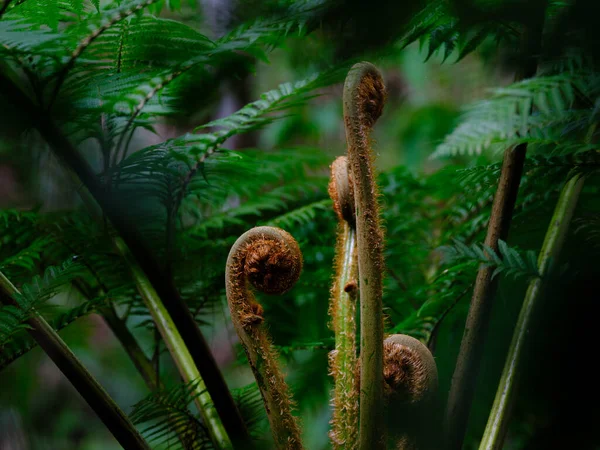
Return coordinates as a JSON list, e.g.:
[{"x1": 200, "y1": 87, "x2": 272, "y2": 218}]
[
  {"x1": 382, "y1": 335, "x2": 438, "y2": 406},
  {"x1": 343, "y1": 61, "x2": 387, "y2": 449},
  {"x1": 383, "y1": 334, "x2": 438, "y2": 450},
  {"x1": 225, "y1": 226, "x2": 304, "y2": 450},
  {"x1": 328, "y1": 156, "x2": 359, "y2": 449}
]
